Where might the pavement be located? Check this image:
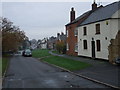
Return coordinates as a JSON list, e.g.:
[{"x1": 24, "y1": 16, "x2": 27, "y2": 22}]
[
  {"x1": 49, "y1": 51, "x2": 120, "y2": 88},
  {"x1": 2, "y1": 55, "x2": 111, "y2": 88}
]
